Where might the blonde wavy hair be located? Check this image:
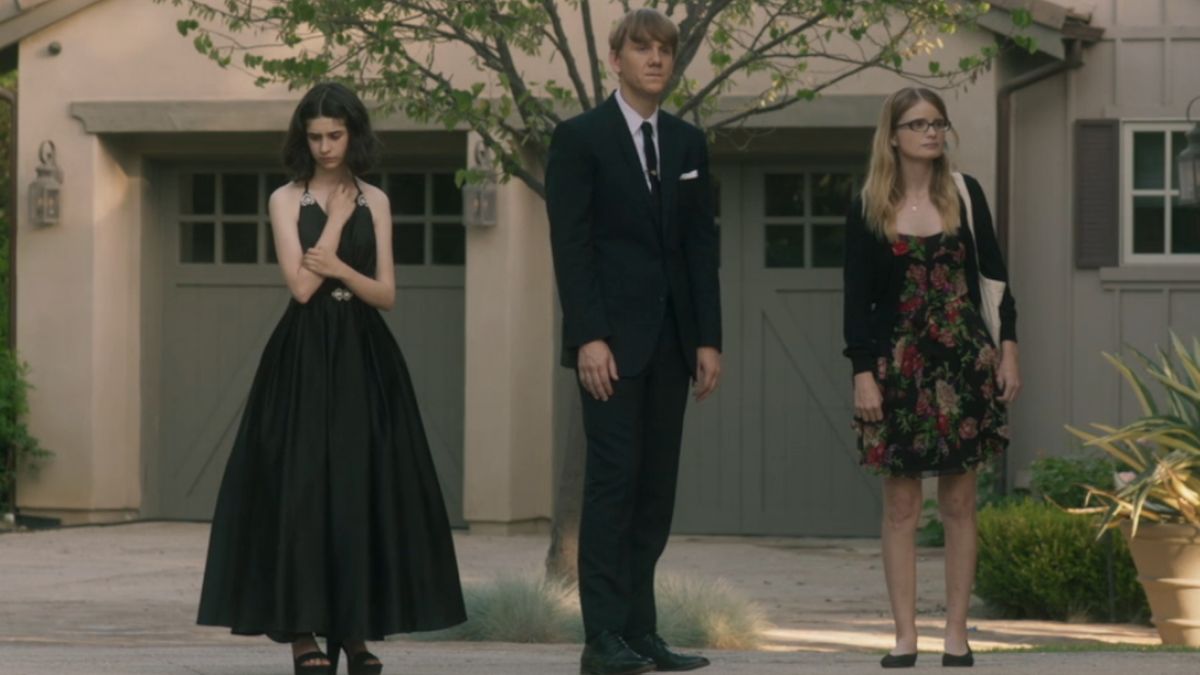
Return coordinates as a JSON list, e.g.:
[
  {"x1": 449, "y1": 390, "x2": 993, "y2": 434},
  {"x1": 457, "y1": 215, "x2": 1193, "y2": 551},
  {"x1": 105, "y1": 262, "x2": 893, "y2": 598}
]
[{"x1": 861, "y1": 87, "x2": 961, "y2": 240}]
